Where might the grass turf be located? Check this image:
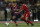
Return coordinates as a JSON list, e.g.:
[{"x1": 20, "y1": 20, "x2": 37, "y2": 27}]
[{"x1": 0, "y1": 23, "x2": 40, "y2": 27}]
